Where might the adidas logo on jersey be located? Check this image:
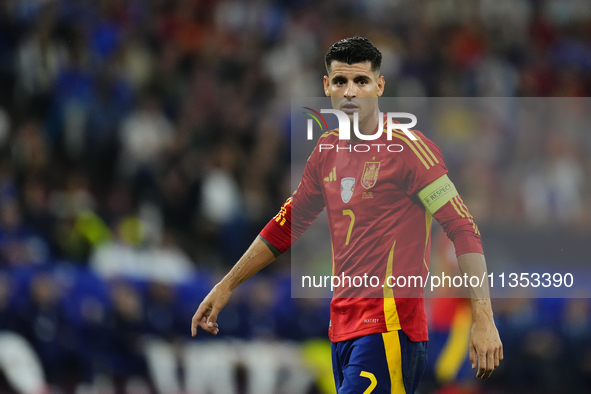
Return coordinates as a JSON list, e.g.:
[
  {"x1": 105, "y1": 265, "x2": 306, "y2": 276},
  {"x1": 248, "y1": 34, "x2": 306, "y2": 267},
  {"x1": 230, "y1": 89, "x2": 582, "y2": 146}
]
[{"x1": 324, "y1": 167, "x2": 337, "y2": 182}]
